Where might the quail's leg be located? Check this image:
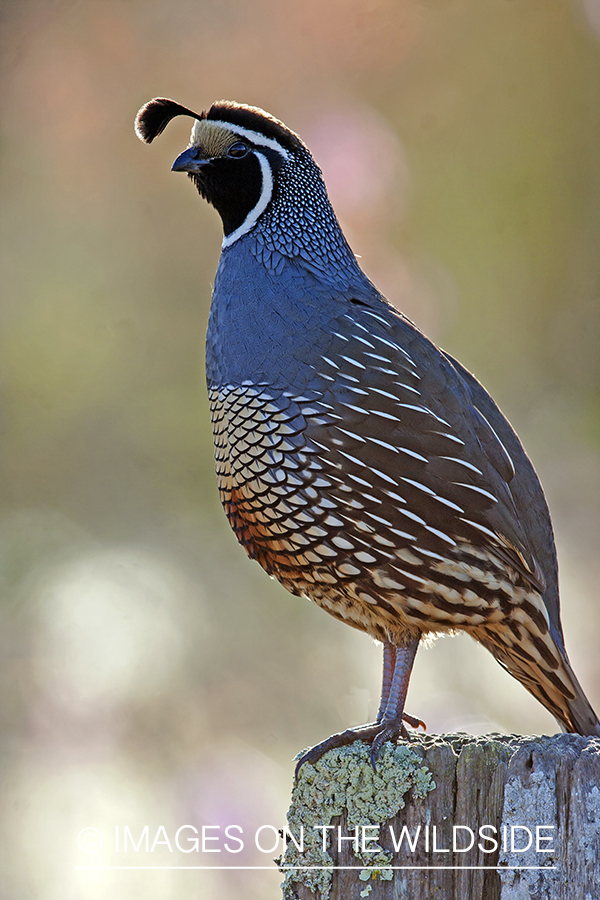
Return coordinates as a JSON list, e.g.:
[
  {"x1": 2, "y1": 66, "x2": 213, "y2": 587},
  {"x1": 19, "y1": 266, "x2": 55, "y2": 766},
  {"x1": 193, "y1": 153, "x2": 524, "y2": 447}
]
[
  {"x1": 376, "y1": 641, "x2": 424, "y2": 729},
  {"x1": 369, "y1": 636, "x2": 421, "y2": 766},
  {"x1": 295, "y1": 637, "x2": 423, "y2": 777},
  {"x1": 376, "y1": 642, "x2": 397, "y2": 722}
]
